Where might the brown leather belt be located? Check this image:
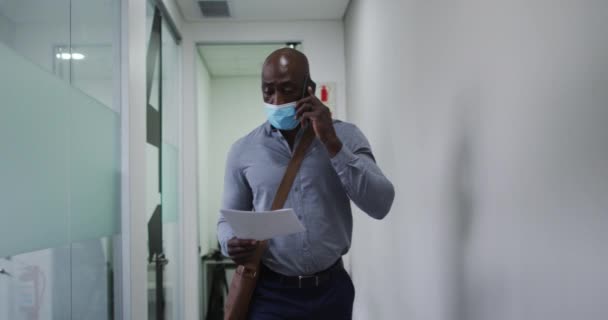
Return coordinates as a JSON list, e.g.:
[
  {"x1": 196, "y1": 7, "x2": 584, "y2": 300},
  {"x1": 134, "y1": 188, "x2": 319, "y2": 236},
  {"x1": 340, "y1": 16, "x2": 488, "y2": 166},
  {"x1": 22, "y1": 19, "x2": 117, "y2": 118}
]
[{"x1": 260, "y1": 259, "x2": 344, "y2": 289}]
